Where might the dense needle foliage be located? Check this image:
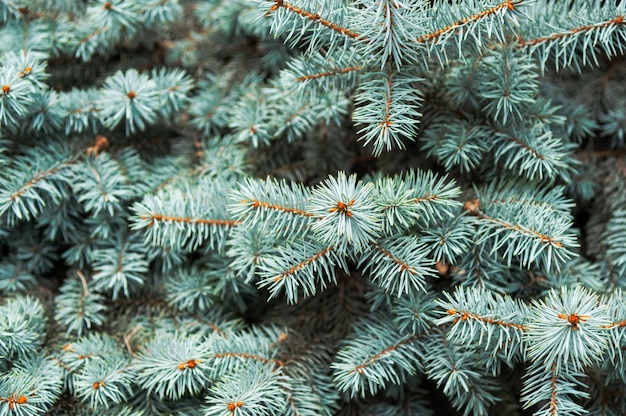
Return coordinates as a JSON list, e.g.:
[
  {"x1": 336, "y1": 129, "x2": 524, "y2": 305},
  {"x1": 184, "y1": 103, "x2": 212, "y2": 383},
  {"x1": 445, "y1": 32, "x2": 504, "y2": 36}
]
[{"x1": 1, "y1": 0, "x2": 626, "y2": 415}]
